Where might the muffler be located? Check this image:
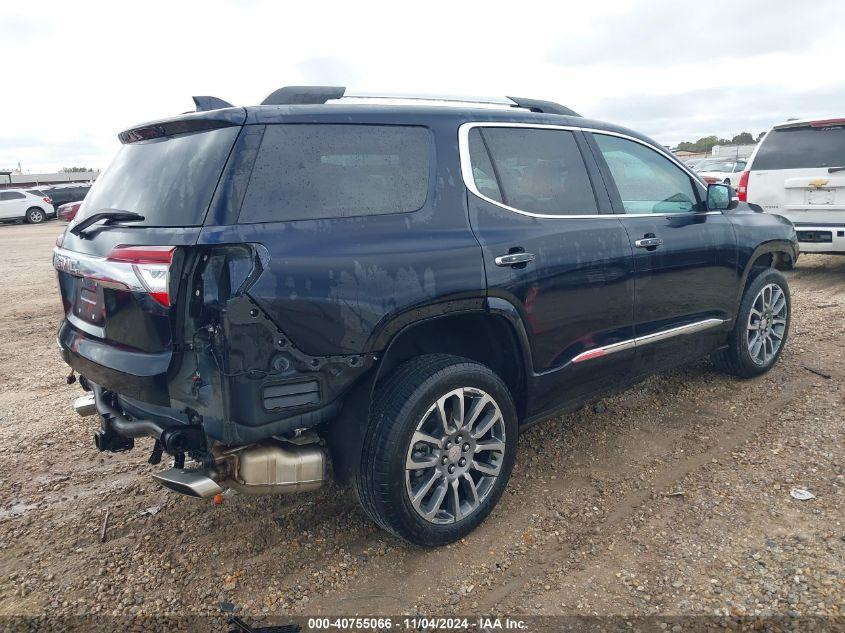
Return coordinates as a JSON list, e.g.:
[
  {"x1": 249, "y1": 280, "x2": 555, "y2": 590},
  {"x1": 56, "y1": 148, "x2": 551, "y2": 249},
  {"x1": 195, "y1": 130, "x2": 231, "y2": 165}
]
[
  {"x1": 221, "y1": 441, "x2": 327, "y2": 495},
  {"x1": 152, "y1": 440, "x2": 327, "y2": 498}
]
